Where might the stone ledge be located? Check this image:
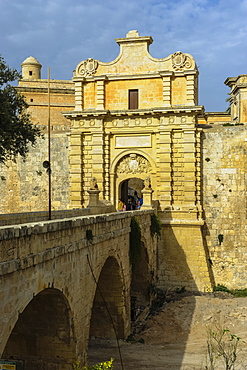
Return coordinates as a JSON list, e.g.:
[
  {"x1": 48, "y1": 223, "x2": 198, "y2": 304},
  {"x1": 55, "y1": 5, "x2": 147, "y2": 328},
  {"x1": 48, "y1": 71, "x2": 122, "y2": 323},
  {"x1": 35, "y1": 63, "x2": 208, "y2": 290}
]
[
  {"x1": 0, "y1": 223, "x2": 131, "y2": 275},
  {"x1": 0, "y1": 208, "x2": 154, "y2": 241},
  {"x1": 162, "y1": 219, "x2": 204, "y2": 226}
]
